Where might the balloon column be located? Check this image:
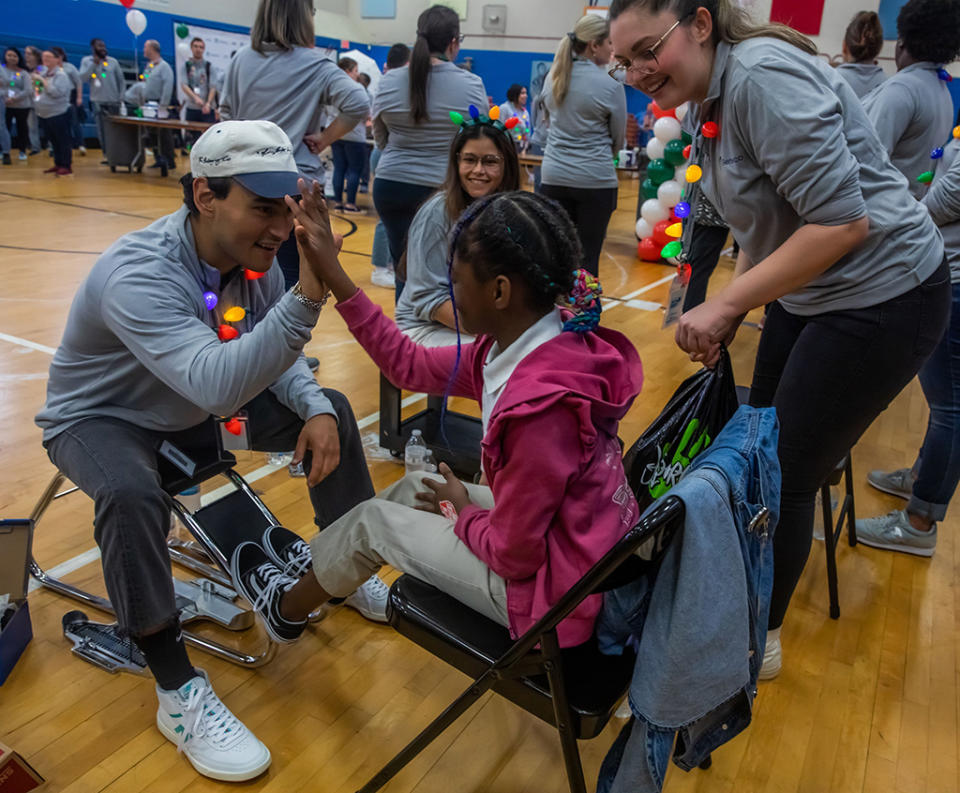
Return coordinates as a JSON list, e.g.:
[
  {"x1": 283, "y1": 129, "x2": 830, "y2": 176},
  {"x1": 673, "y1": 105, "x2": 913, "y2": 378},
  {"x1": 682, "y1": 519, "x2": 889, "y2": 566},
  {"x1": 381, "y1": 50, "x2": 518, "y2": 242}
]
[{"x1": 635, "y1": 101, "x2": 697, "y2": 264}]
